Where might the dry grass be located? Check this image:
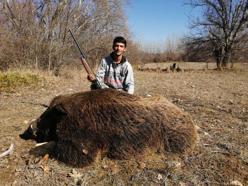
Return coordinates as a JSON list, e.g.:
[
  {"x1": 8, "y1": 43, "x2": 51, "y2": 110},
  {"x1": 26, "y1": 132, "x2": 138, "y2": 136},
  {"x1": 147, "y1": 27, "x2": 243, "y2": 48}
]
[
  {"x1": 0, "y1": 71, "x2": 42, "y2": 92},
  {"x1": 0, "y1": 65, "x2": 247, "y2": 185}
]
